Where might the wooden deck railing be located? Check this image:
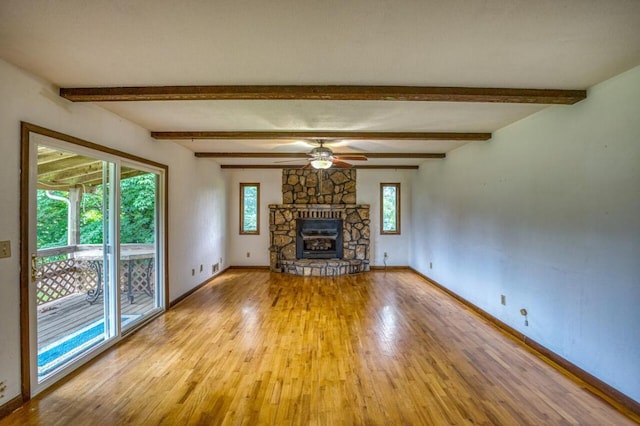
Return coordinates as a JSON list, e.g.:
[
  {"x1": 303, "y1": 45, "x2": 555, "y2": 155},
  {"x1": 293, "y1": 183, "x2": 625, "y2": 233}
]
[{"x1": 36, "y1": 244, "x2": 155, "y2": 306}]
